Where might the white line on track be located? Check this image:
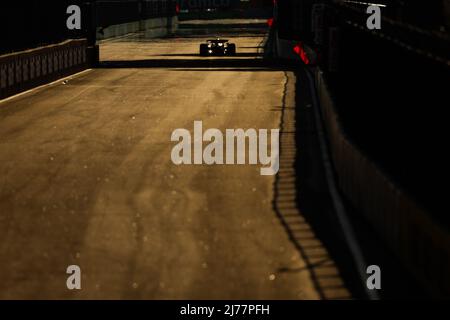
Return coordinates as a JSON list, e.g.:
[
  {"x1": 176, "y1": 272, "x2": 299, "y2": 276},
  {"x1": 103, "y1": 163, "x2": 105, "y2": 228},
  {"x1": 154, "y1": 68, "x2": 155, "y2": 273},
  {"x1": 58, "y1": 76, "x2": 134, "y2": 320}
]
[{"x1": 0, "y1": 69, "x2": 93, "y2": 105}]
